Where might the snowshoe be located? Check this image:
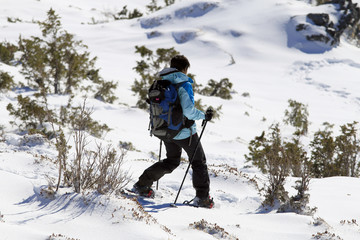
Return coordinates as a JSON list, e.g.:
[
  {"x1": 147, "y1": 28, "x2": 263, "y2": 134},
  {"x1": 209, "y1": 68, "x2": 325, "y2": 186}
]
[
  {"x1": 130, "y1": 183, "x2": 155, "y2": 198},
  {"x1": 184, "y1": 196, "x2": 214, "y2": 208}
]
